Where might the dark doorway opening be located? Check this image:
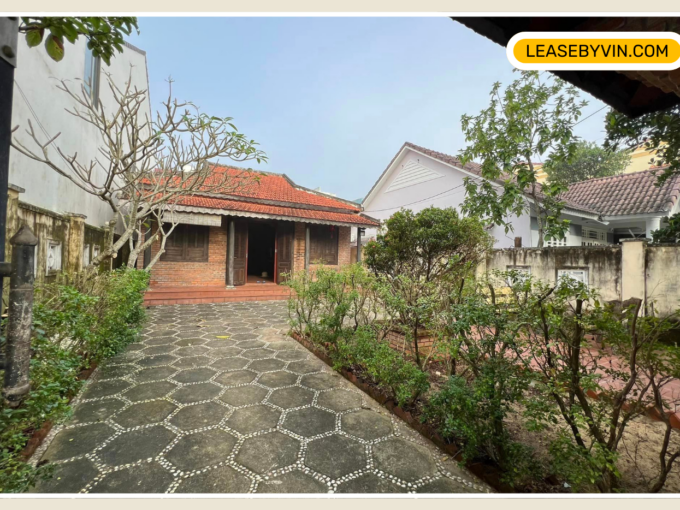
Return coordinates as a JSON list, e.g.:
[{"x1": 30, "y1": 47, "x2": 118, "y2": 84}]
[{"x1": 247, "y1": 220, "x2": 276, "y2": 283}]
